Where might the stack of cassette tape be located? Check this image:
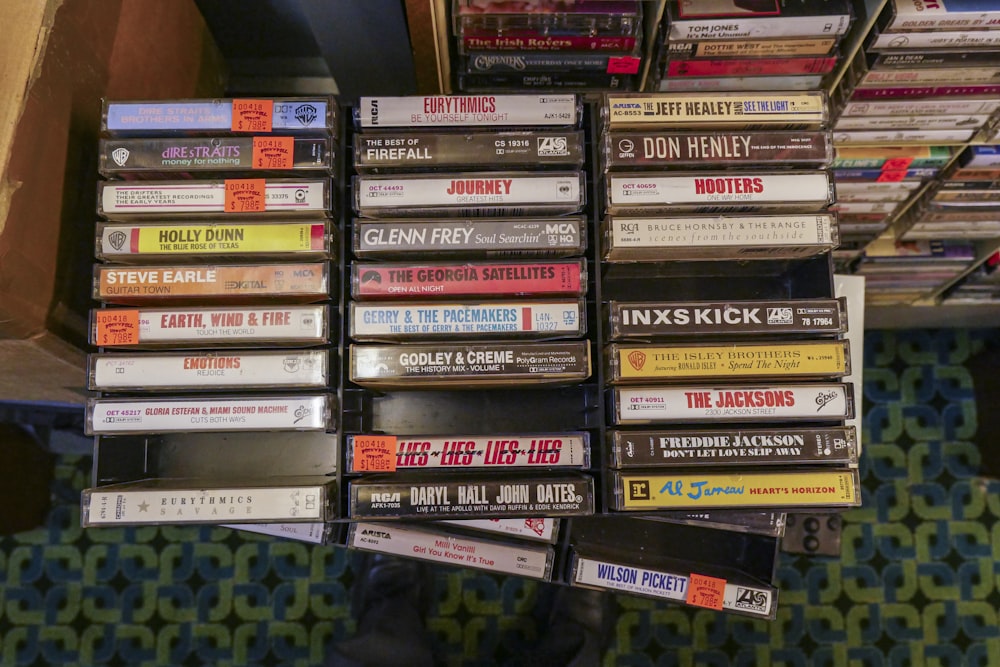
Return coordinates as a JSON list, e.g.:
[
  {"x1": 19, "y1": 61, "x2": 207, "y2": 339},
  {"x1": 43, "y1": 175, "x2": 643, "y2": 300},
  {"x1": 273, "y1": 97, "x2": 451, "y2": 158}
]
[
  {"x1": 343, "y1": 95, "x2": 596, "y2": 579},
  {"x1": 581, "y1": 90, "x2": 861, "y2": 615},
  {"x1": 942, "y1": 249, "x2": 1000, "y2": 305},
  {"x1": 81, "y1": 98, "x2": 340, "y2": 541},
  {"x1": 651, "y1": 0, "x2": 854, "y2": 93},
  {"x1": 830, "y1": 144, "x2": 955, "y2": 267},
  {"x1": 451, "y1": 0, "x2": 645, "y2": 92},
  {"x1": 829, "y1": 0, "x2": 1000, "y2": 298}
]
